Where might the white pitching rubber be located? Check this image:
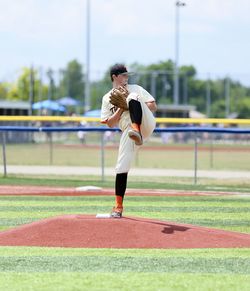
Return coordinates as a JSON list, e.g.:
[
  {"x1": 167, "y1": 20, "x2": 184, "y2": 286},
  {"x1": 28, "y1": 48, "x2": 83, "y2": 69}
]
[{"x1": 96, "y1": 213, "x2": 111, "y2": 218}]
